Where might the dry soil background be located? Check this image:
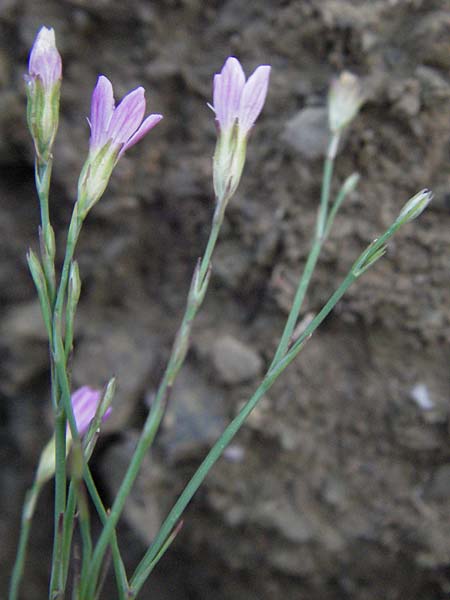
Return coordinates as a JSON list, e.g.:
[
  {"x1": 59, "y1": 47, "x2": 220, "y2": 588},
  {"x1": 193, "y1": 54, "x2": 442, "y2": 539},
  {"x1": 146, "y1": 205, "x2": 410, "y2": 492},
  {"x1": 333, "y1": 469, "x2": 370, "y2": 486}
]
[{"x1": 1, "y1": 0, "x2": 450, "y2": 599}]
